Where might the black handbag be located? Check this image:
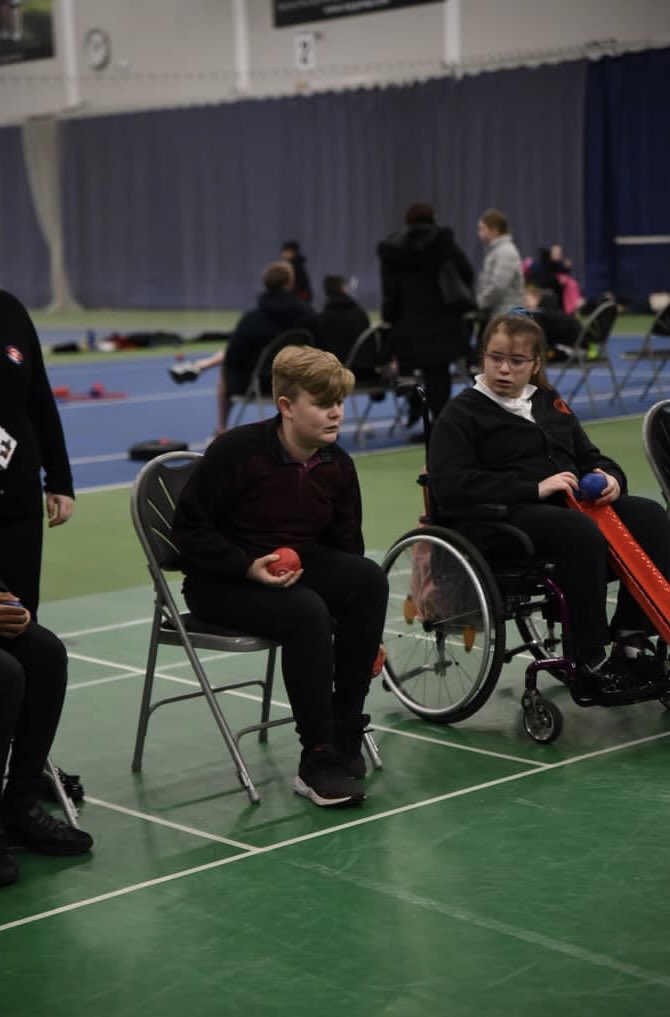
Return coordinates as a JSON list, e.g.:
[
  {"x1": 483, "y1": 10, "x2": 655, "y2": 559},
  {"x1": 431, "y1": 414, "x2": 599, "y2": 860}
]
[{"x1": 438, "y1": 260, "x2": 476, "y2": 312}]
